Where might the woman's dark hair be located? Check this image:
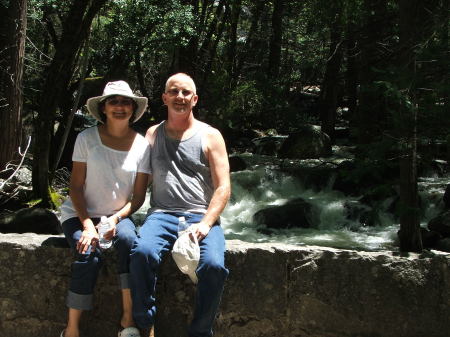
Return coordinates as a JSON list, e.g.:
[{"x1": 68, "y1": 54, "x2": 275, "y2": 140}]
[{"x1": 98, "y1": 101, "x2": 107, "y2": 123}]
